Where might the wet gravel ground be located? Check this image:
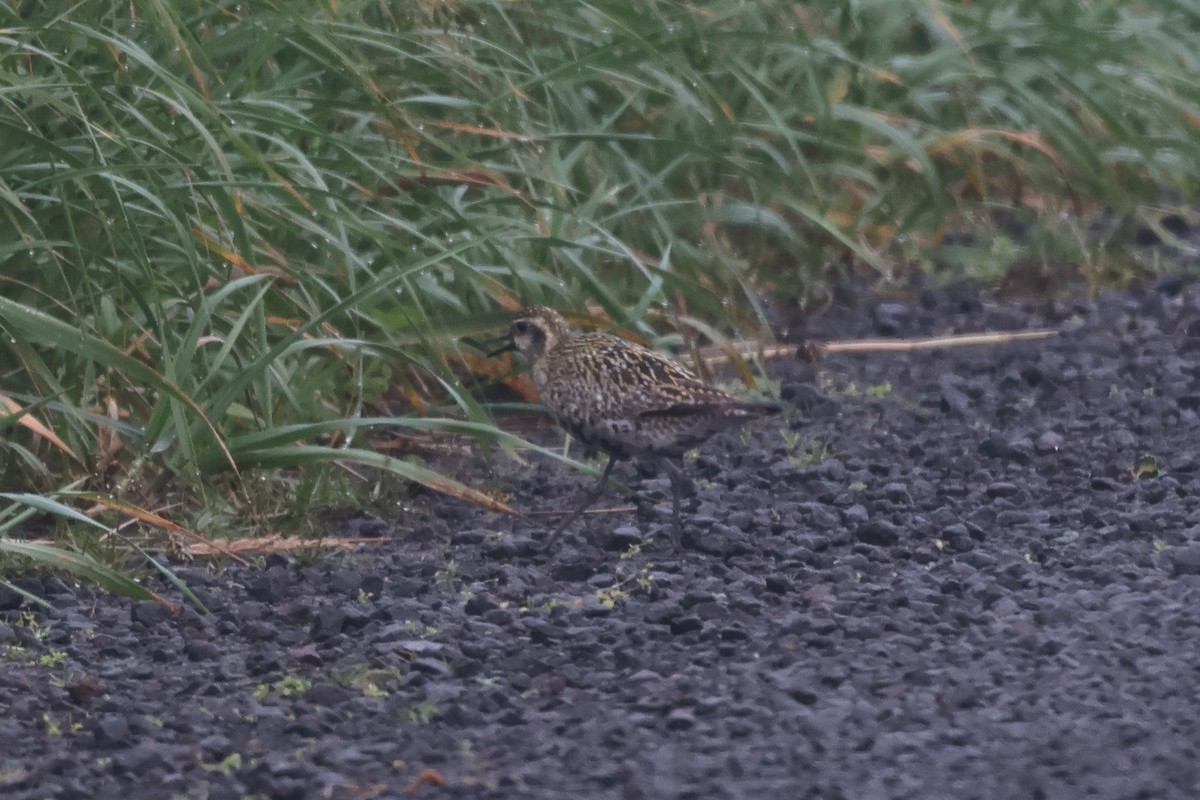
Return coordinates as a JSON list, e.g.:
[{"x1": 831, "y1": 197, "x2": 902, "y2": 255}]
[{"x1": 4, "y1": 282, "x2": 1200, "y2": 800}]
